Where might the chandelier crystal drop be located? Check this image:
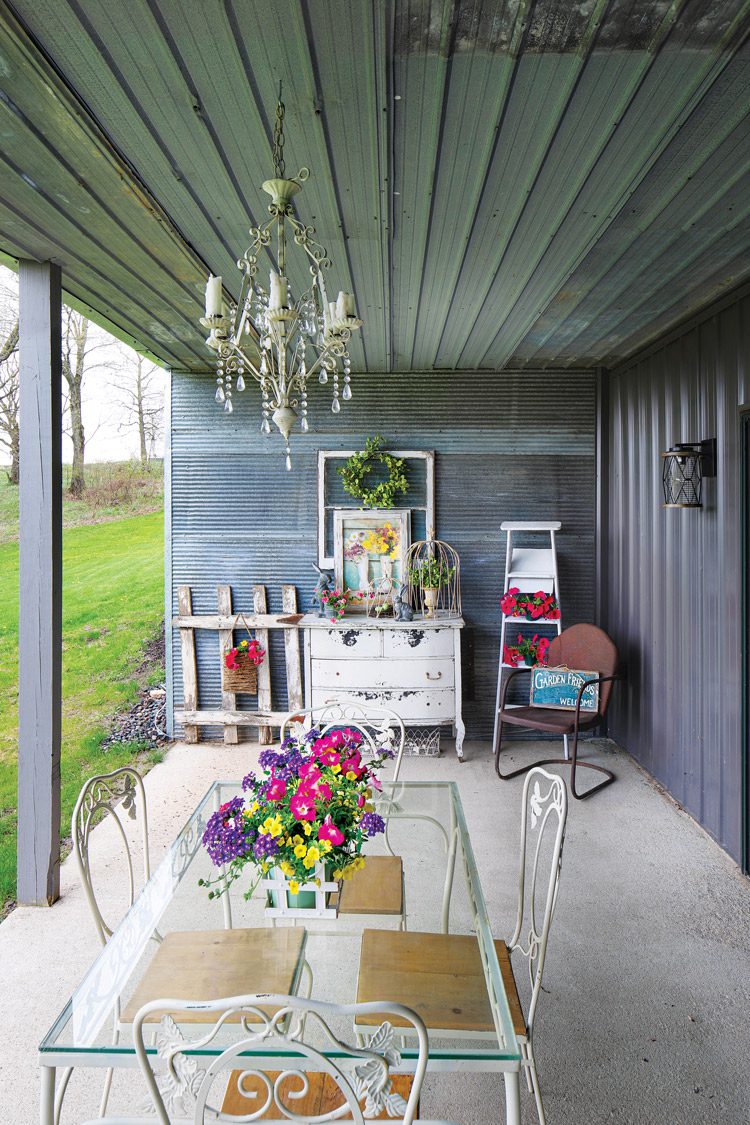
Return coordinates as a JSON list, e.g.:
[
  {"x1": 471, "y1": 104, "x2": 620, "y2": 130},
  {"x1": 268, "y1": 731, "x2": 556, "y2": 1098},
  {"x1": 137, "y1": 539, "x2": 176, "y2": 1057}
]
[{"x1": 199, "y1": 86, "x2": 362, "y2": 468}]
